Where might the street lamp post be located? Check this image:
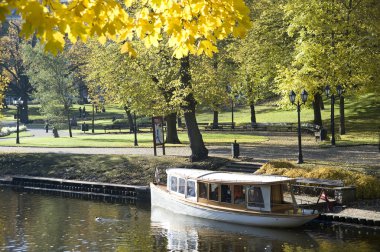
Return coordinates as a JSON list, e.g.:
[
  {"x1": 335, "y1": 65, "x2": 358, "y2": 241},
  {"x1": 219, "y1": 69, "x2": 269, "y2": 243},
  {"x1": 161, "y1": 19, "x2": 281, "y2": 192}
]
[
  {"x1": 289, "y1": 90, "x2": 308, "y2": 164},
  {"x1": 13, "y1": 98, "x2": 23, "y2": 144},
  {"x1": 134, "y1": 112, "x2": 138, "y2": 146},
  {"x1": 325, "y1": 85, "x2": 343, "y2": 146},
  {"x1": 231, "y1": 98, "x2": 234, "y2": 130},
  {"x1": 231, "y1": 94, "x2": 238, "y2": 130},
  {"x1": 92, "y1": 102, "x2": 95, "y2": 133}
]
